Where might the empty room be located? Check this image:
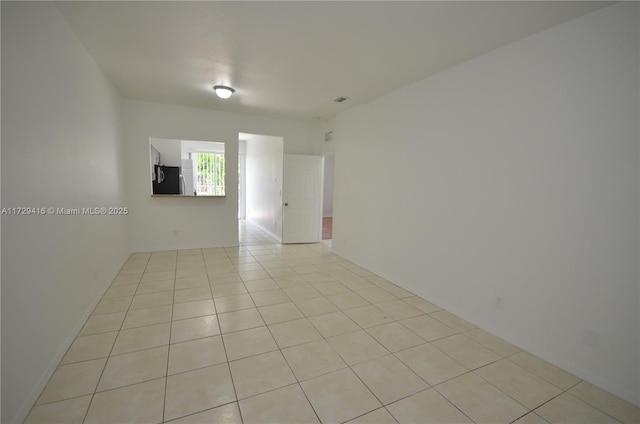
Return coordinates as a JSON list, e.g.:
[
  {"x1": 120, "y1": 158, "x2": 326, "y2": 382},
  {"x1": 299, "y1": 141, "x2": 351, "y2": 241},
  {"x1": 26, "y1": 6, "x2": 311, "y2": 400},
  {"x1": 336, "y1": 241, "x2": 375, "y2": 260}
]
[{"x1": 2, "y1": 1, "x2": 639, "y2": 423}]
